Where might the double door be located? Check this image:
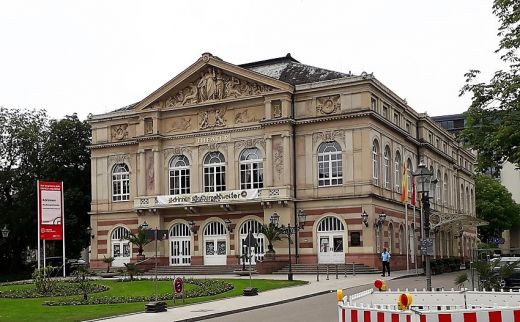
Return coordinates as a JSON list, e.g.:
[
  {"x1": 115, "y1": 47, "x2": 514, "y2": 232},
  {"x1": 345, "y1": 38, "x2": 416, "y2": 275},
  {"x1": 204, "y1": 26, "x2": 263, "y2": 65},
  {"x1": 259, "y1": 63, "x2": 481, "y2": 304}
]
[
  {"x1": 204, "y1": 237, "x2": 227, "y2": 265},
  {"x1": 170, "y1": 238, "x2": 191, "y2": 265},
  {"x1": 318, "y1": 234, "x2": 345, "y2": 264}
]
